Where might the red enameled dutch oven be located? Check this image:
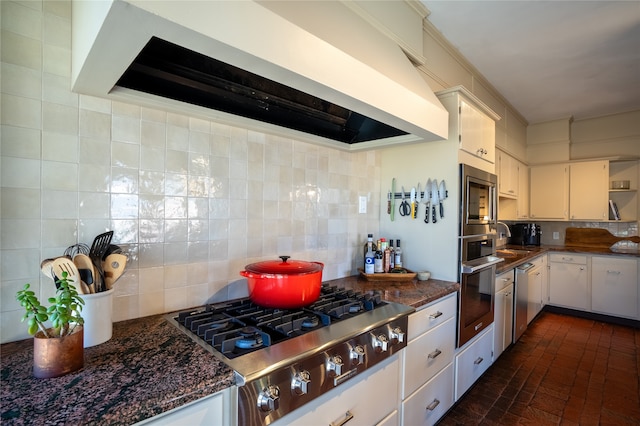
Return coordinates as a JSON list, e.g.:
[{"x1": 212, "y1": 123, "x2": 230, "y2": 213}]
[{"x1": 240, "y1": 256, "x2": 324, "y2": 308}]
